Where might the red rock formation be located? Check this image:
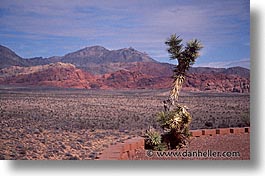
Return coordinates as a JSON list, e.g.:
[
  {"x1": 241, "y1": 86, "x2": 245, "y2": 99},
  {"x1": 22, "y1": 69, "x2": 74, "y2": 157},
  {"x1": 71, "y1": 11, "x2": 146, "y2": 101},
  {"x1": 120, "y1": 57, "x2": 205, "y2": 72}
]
[
  {"x1": 0, "y1": 62, "x2": 97, "y2": 89},
  {"x1": 0, "y1": 62, "x2": 250, "y2": 93},
  {"x1": 183, "y1": 73, "x2": 249, "y2": 93}
]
